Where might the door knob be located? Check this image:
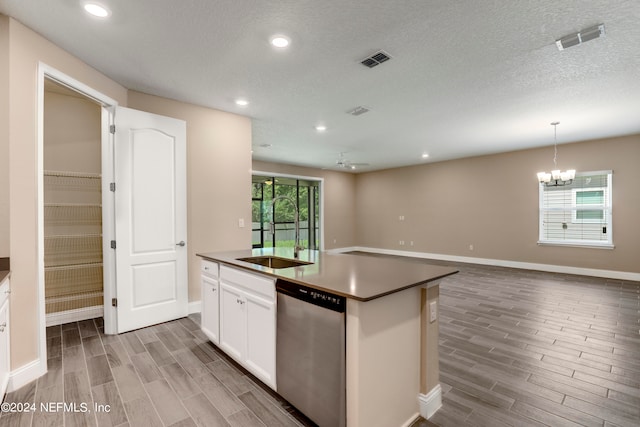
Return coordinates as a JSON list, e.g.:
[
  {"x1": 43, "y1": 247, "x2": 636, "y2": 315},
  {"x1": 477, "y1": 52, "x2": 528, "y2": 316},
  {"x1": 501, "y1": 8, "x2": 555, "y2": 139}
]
[{"x1": 176, "y1": 241, "x2": 186, "y2": 247}]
